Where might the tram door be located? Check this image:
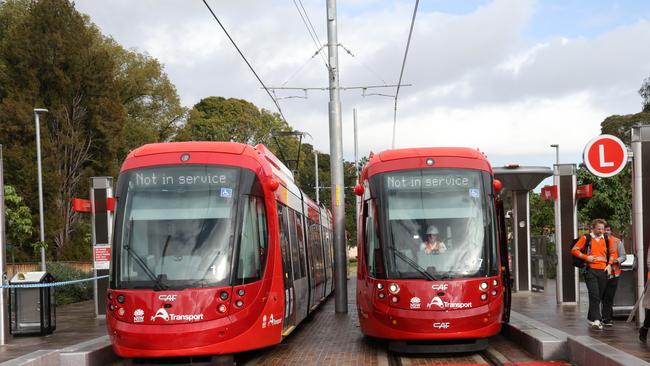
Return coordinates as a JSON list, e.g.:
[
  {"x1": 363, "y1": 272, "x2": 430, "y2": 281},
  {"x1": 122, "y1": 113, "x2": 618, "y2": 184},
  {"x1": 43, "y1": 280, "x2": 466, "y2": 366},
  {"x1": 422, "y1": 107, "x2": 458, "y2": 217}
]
[
  {"x1": 277, "y1": 205, "x2": 296, "y2": 332},
  {"x1": 496, "y1": 199, "x2": 512, "y2": 322},
  {"x1": 289, "y1": 211, "x2": 309, "y2": 324}
]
